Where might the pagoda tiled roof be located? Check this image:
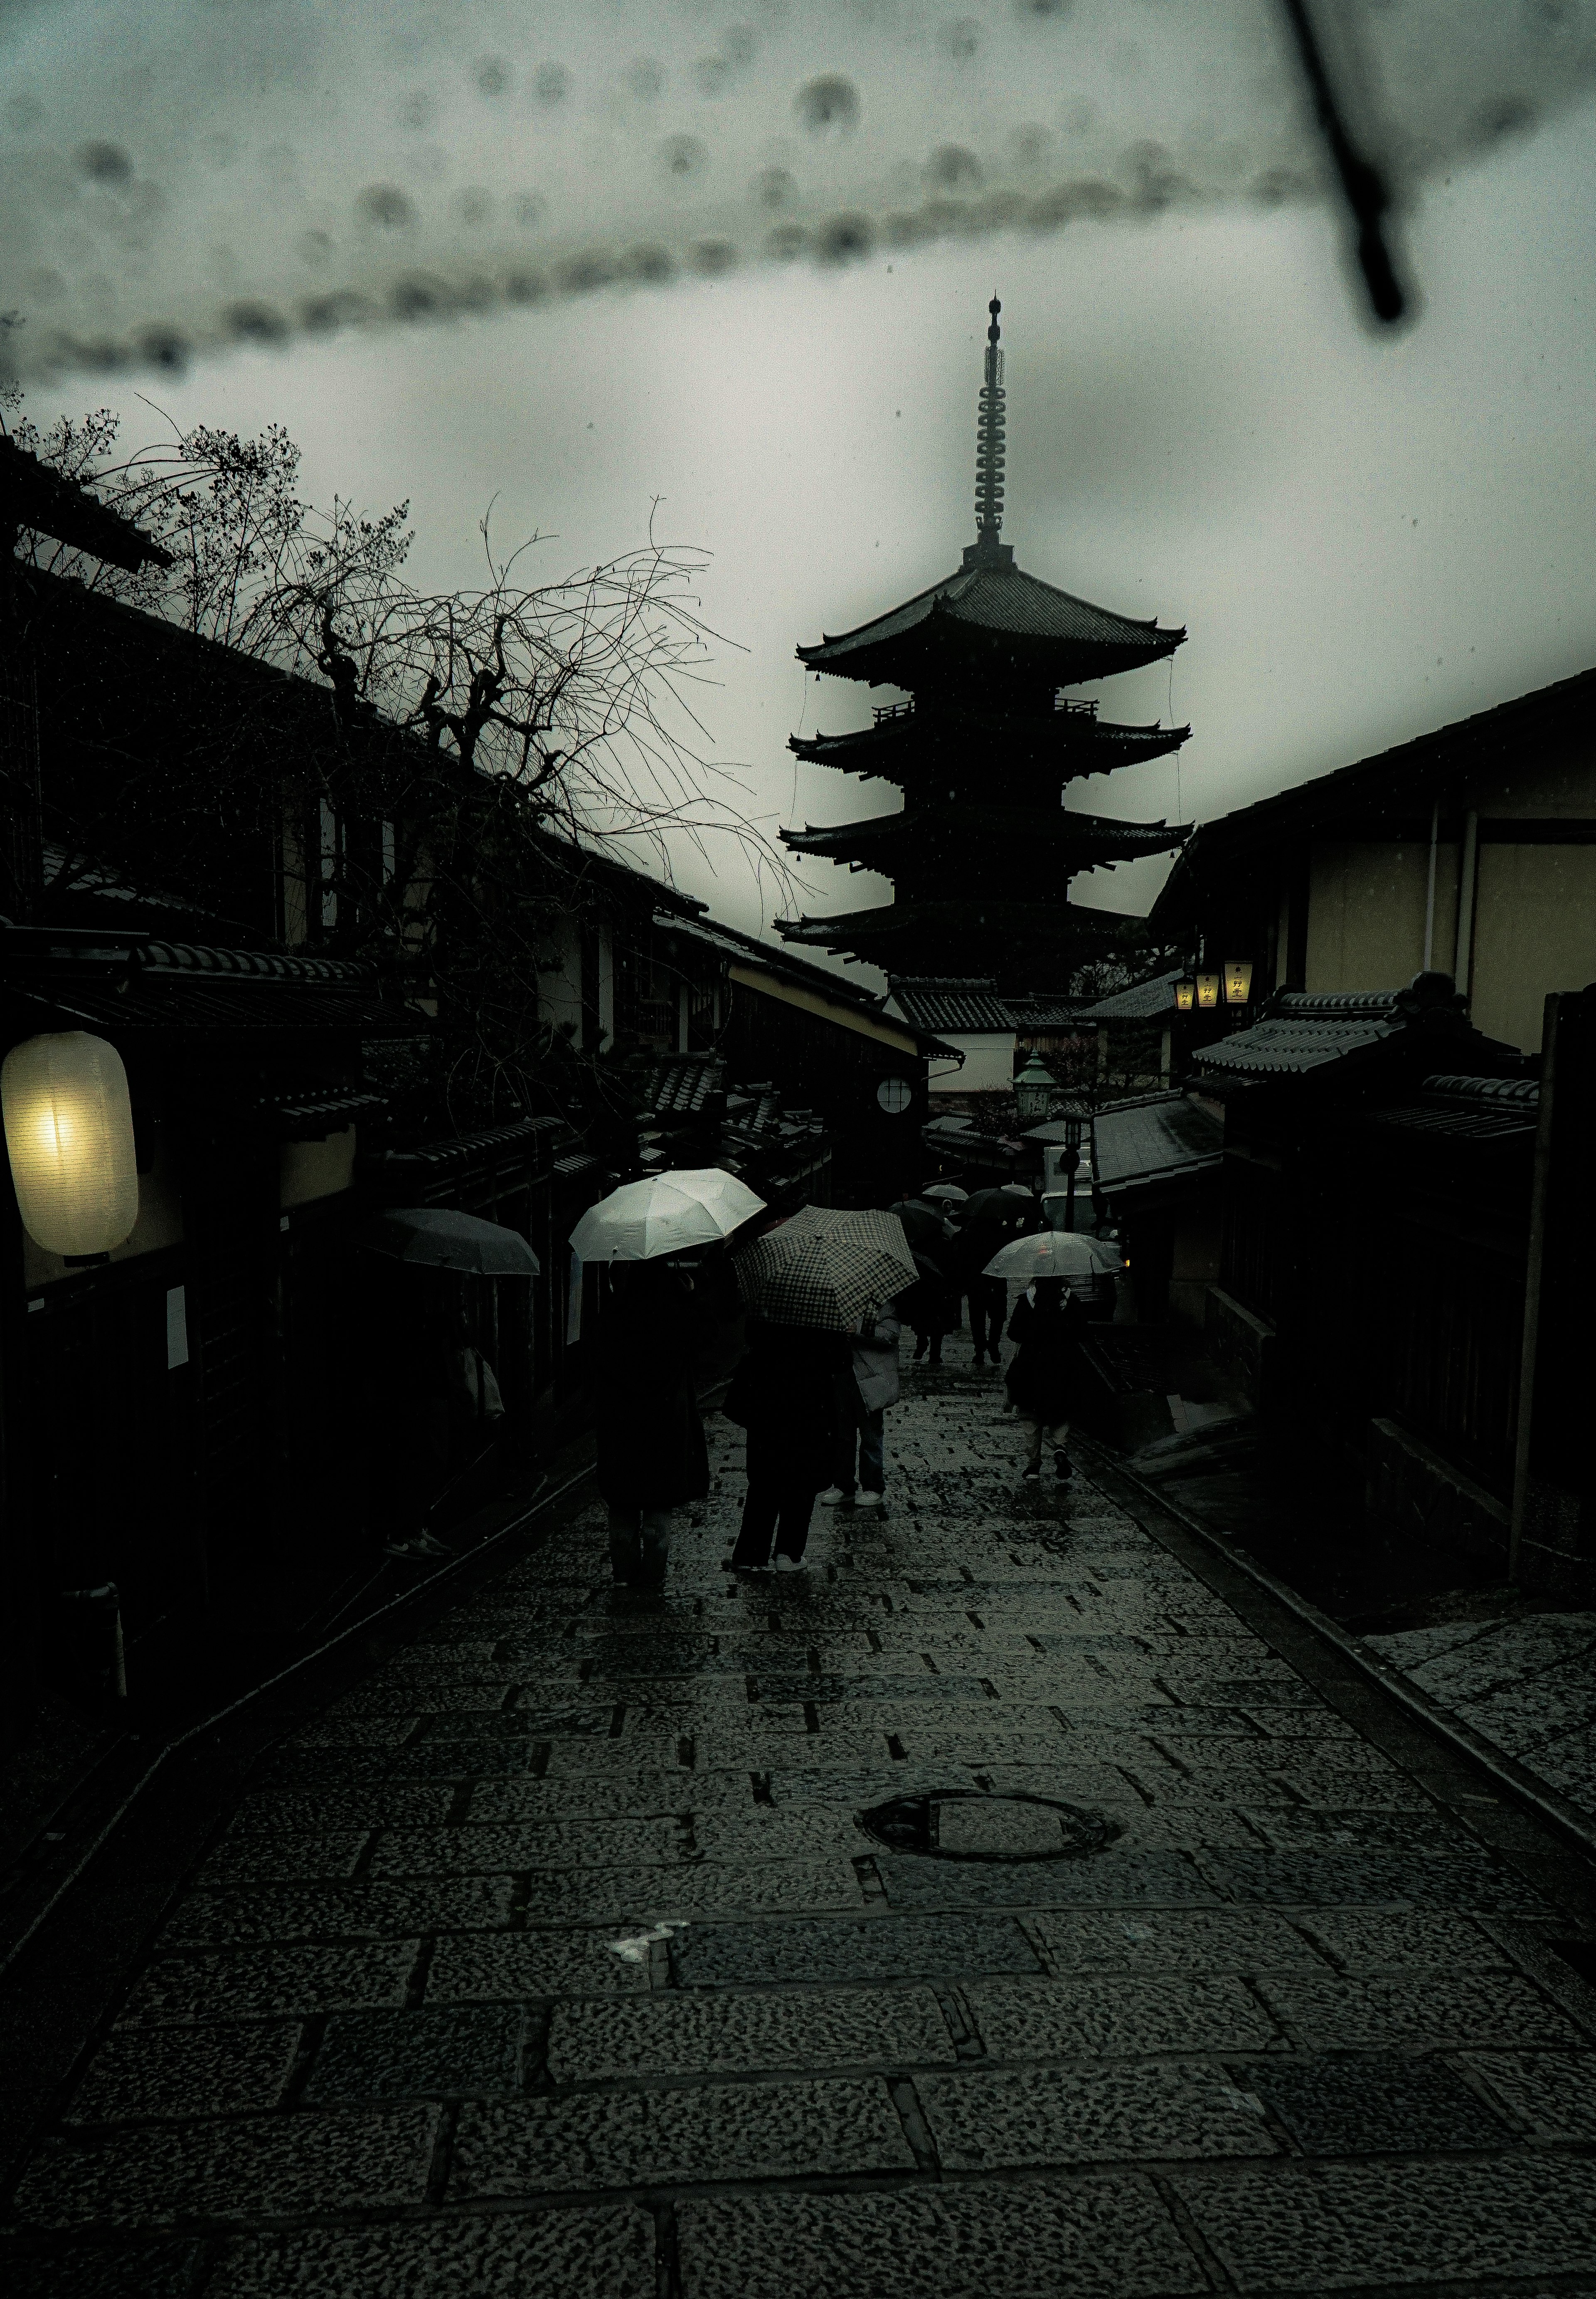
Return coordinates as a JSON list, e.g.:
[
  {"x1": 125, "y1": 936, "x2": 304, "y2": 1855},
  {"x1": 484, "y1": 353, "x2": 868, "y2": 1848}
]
[
  {"x1": 789, "y1": 708, "x2": 1190, "y2": 774},
  {"x1": 798, "y1": 553, "x2": 1184, "y2": 687},
  {"x1": 781, "y1": 806, "x2": 1188, "y2": 865},
  {"x1": 776, "y1": 896, "x2": 1137, "y2": 958}
]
